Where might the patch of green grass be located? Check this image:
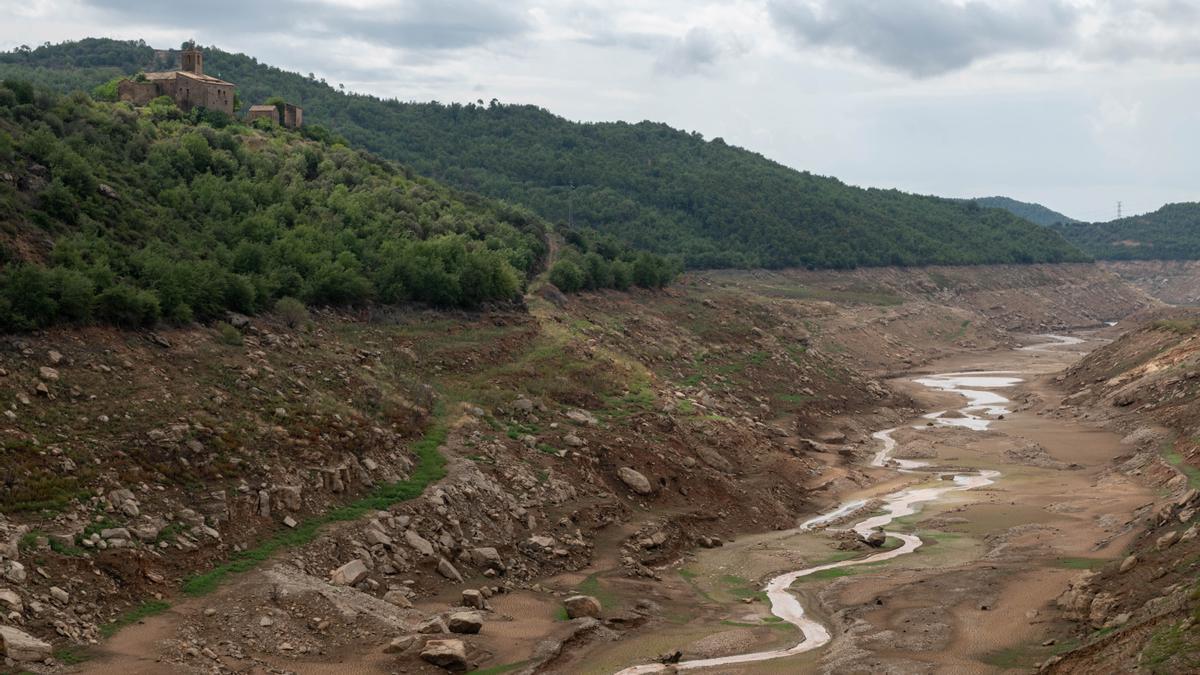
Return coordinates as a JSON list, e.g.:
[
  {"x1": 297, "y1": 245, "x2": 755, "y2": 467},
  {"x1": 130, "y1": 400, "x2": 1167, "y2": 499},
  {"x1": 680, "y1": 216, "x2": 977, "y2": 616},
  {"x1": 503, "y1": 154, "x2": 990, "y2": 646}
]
[
  {"x1": 576, "y1": 574, "x2": 618, "y2": 609},
  {"x1": 53, "y1": 646, "x2": 90, "y2": 665},
  {"x1": 100, "y1": 599, "x2": 171, "y2": 638},
  {"x1": 1141, "y1": 618, "x2": 1200, "y2": 671},
  {"x1": 49, "y1": 537, "x2": 88, "y2": 557},
  {"x1": 678, "y1": 568, "x2": 715, "y2": 602},
  {"x1": 536, "y1": 443, "x2": 561, "y2": 456},
  {"x1": 1163, "y1": 448, "x2": 1200, "y2": 489},
  {"x1": 794, "y1": 567, "x2": 858, "y2": 582},
  {"x1": 181, "y1": 422, "x2": 448, "y2": 596},
  {"x1": 552, "y1": 606, "x2": 569, "y2": 622}
]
